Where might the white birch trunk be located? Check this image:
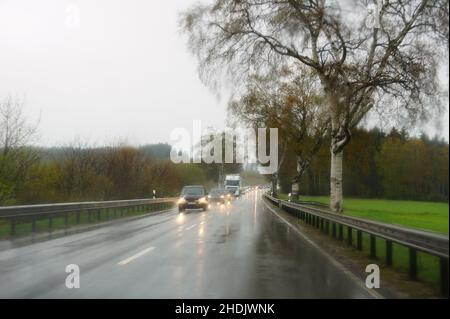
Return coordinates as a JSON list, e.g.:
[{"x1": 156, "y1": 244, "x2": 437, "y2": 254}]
[{"x1": 330, "y1": 147, "x2": 343, "y2": 212}]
